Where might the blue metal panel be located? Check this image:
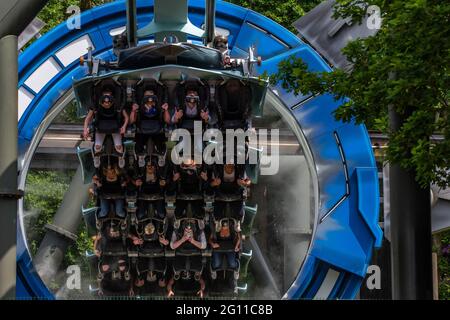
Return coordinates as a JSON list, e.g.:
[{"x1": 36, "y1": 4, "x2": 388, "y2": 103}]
[
  {"x1": 233, "y1": 22, "x2": 290, "y2": 60},
  {"x1": 257, "y1": 45, "x2": 331, "y2": 108},
  {"x1": 292, "y1": 94, "x2": 349, "y2": 140},
  {"x1": 335, "y1": 124, "x2": 376, "y2": 169},
  {"x1": 17, "y1": 0, "x2": 380, "y2": 300},
  {"x1": 356, "y1": 168, "x2": 383, "y2": 248},
  {"x1": 283, "y1": 255, "x2": 318, "y2": 299},
  {"x1": 311, "y1": 197, "x2": 373, "y2": 277},
  {"x1": 308, "y1": 132, "x2": 348, "y2": 220}
]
